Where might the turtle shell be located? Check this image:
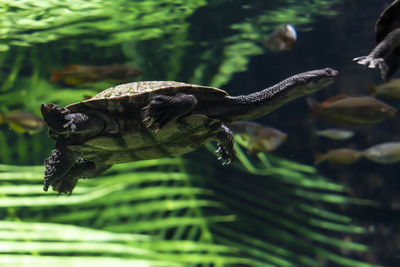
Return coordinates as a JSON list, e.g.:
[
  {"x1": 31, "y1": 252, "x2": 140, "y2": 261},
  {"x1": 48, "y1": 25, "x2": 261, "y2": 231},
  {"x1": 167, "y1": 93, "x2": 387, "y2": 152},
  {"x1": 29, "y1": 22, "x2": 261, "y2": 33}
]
[
  {"x1": 375, "y1": 0, "x2": 400, "y2": 43},
  {"x1": 63, "y1": 81, "x2": 228, "y2": 164}
]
